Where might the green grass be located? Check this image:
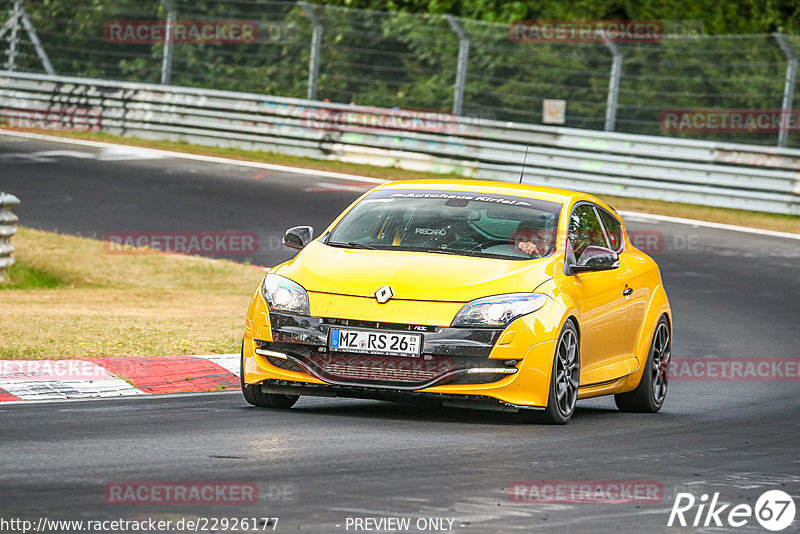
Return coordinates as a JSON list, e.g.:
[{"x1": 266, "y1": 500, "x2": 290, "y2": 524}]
[
  {"x1": 1, "y1": 227, "x2": 264, "y2": 359},
  {"x1": 1, "y1": 259, "x2": 67, "y2": 290}
]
